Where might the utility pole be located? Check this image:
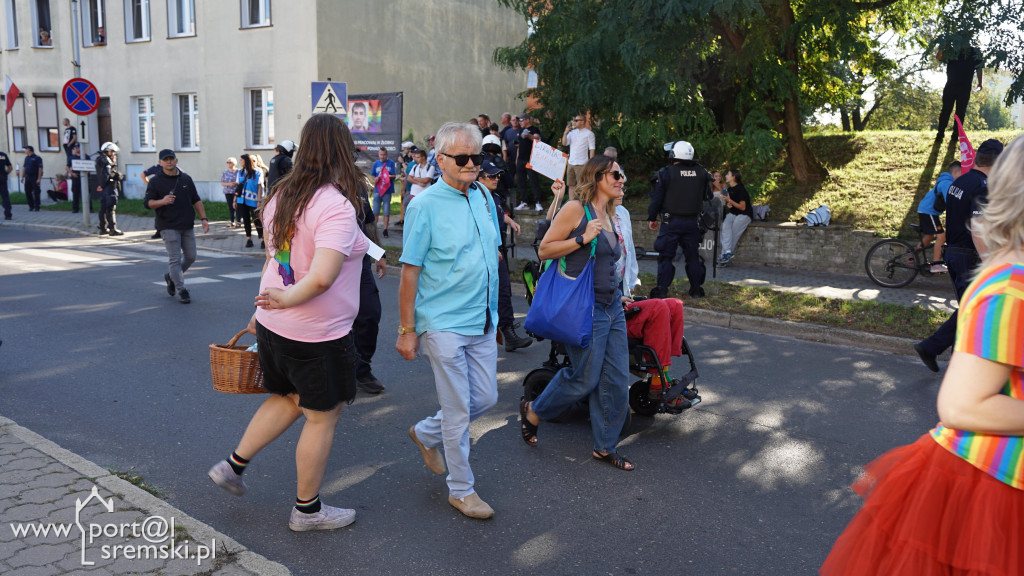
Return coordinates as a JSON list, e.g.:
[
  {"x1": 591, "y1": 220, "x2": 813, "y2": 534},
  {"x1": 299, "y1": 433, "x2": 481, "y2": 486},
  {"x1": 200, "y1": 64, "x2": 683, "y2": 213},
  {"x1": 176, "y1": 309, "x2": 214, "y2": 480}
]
[{"x1": 71, "y1": 0, "x2": 92, "y2": 227}]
